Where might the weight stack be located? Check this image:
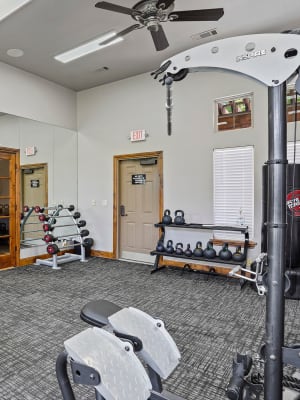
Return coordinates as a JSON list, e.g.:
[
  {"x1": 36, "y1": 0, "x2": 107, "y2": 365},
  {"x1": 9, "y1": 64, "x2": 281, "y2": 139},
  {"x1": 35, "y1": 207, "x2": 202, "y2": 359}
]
[{"x1": 262, "y1": 164, "x2": 300, "y2": 299}]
